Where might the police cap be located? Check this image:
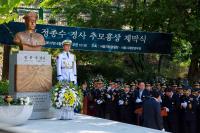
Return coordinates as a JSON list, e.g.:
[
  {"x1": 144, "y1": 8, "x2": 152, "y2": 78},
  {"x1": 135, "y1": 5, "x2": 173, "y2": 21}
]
[{"x1": 62, "y1": 39, "x2": 72, "y2": 46}]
